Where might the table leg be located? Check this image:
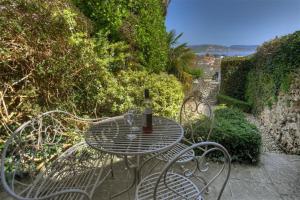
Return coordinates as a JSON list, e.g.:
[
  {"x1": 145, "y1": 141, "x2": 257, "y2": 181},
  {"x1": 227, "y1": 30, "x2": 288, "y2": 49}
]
[
  {"x1": 136, "y1": 155, "x2": 141, "y2": 183},
  {"x1": 110, "y1": 155, "x2": 114, "y2": 178},
  {"x1": 110, "y1": 156, "x2": 137, "y2": 199}
]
